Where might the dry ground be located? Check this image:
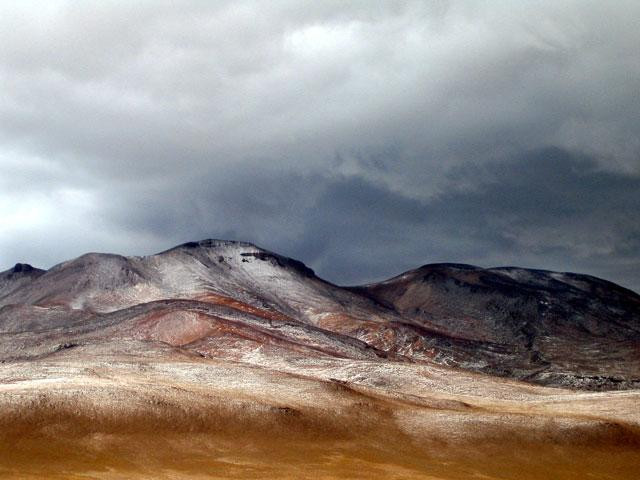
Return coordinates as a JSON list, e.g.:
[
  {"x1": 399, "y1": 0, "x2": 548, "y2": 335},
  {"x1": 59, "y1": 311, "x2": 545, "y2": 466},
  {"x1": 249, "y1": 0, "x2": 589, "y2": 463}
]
[{"x1": 1, "y1": 356, "x2": 638, "y2": 479}]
